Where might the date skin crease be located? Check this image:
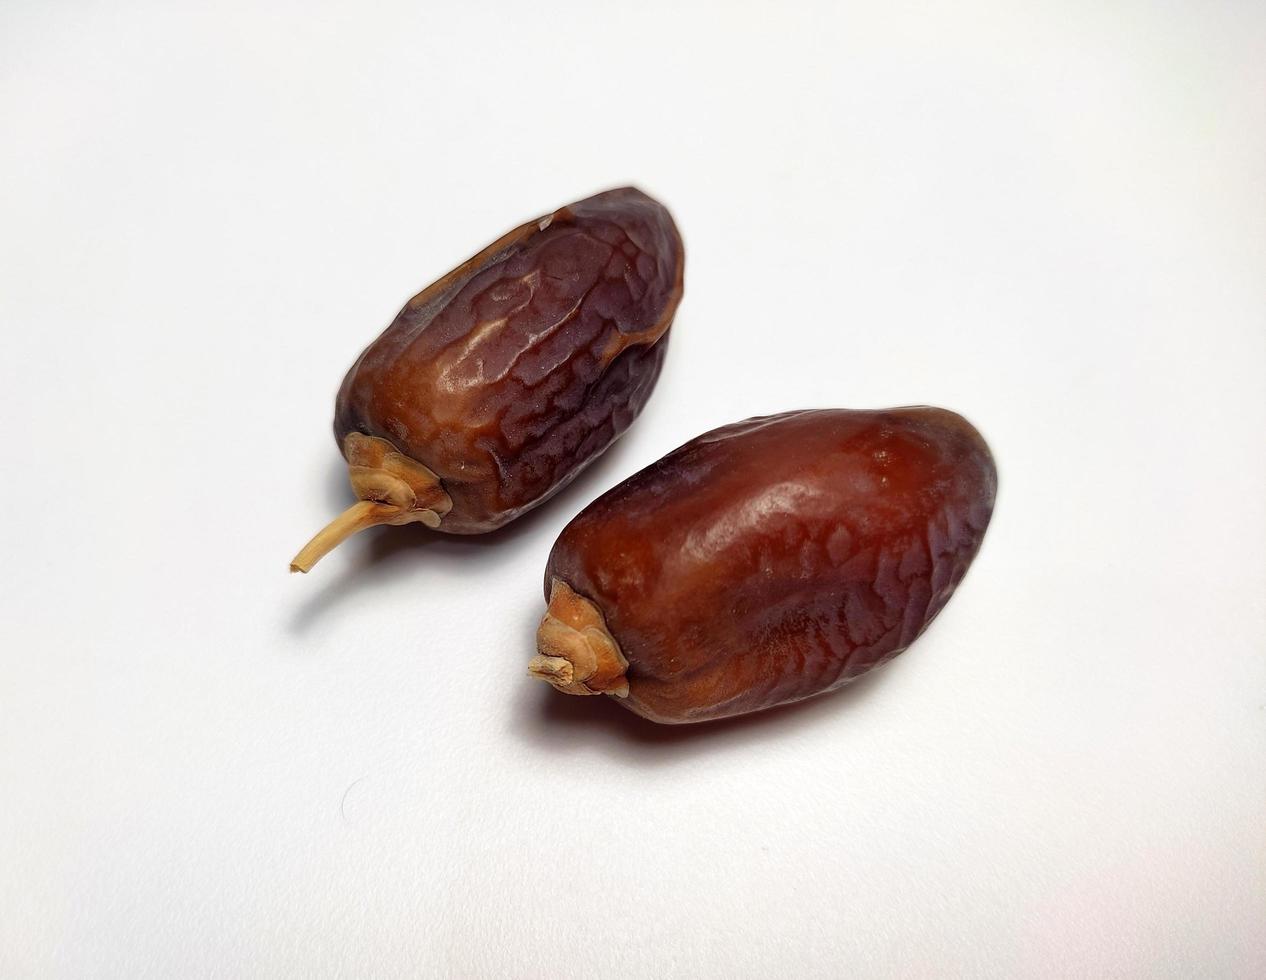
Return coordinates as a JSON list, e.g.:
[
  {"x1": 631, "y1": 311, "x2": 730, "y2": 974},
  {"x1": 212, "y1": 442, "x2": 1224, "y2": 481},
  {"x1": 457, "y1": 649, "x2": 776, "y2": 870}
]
[
  {"x1": 334, "y1": 187, "x2": 684, "y2": 534},
  {"x1": 538, "y1": 408, "x2": 997, "y2": 724}
]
